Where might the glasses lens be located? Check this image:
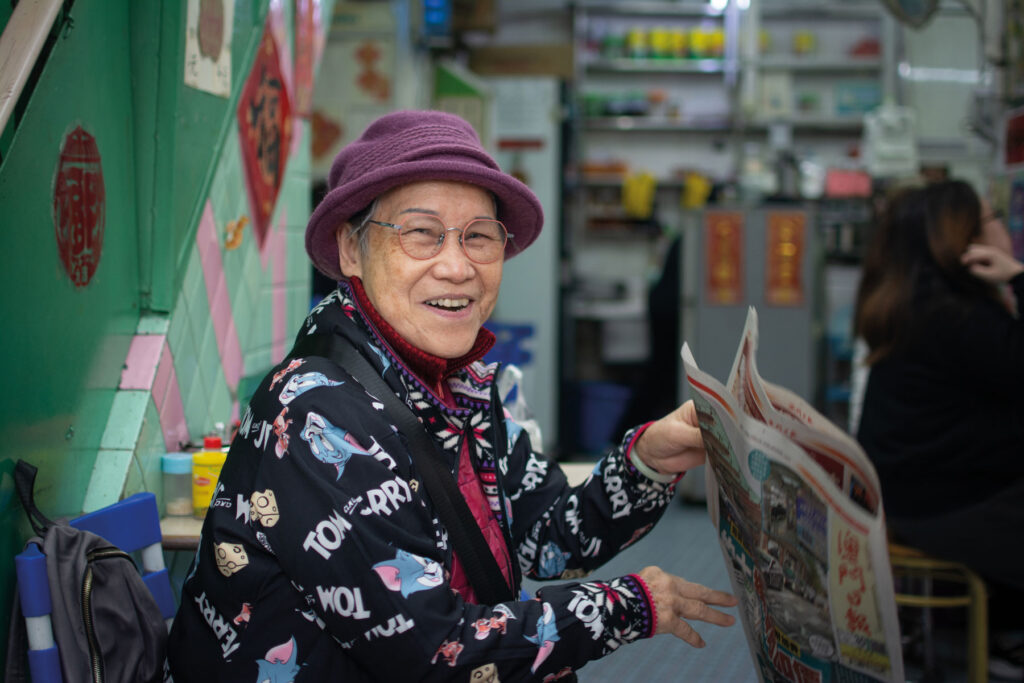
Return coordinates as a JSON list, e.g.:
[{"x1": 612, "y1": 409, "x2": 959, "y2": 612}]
[
  {"x1": 398, "y1": 215, "x2": 446, "y2": 259},
  {"x1": 395, "y1": 215, "x2": 507, "y2": 263},
  {"x1": 462, "y1": 220, "x2": 507, "y2": 263}
]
